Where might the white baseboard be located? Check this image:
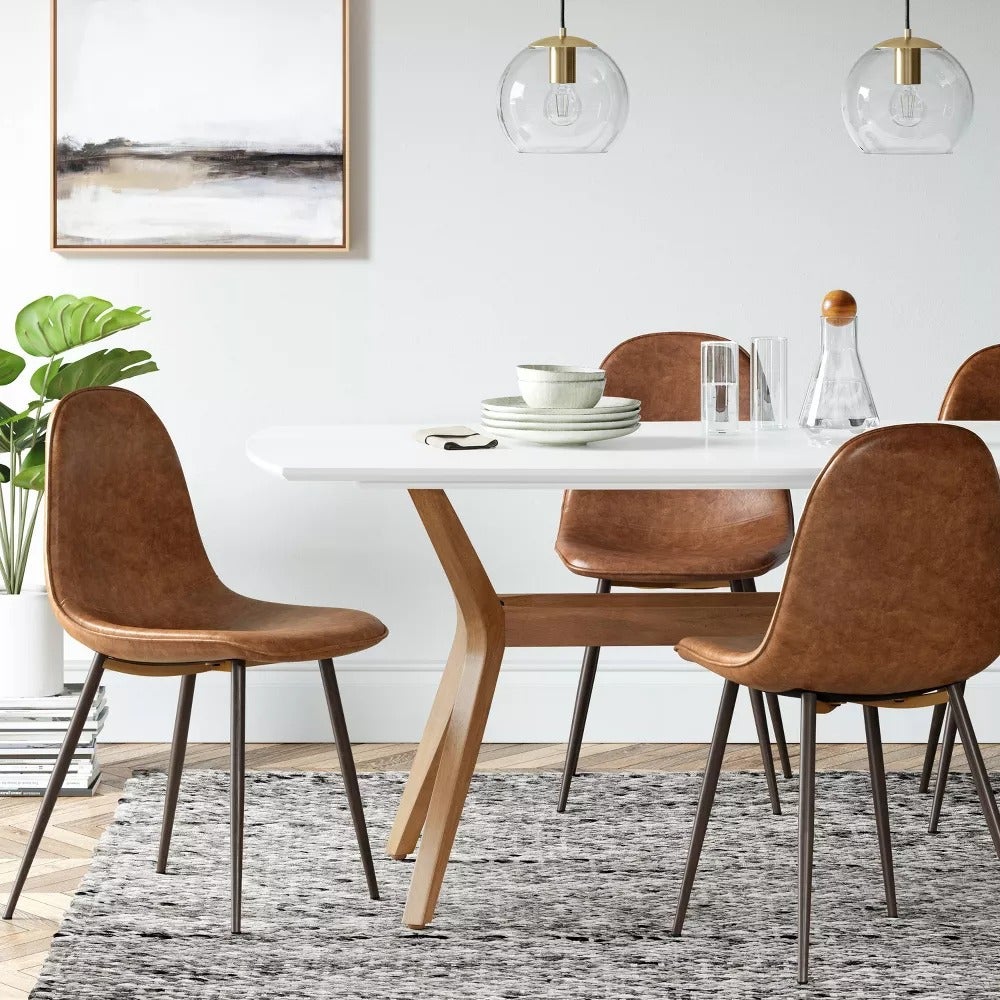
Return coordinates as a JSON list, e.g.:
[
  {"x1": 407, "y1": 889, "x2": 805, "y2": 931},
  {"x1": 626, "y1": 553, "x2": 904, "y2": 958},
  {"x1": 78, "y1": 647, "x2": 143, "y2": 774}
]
[{"x1": 66, "y1": 658, "x2": 1000, "y2": 745}]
